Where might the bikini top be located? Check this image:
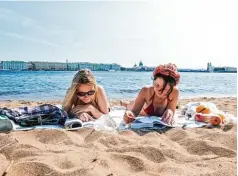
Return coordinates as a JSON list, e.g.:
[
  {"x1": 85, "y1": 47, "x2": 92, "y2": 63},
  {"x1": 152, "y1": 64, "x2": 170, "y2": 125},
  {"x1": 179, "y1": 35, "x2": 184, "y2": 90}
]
[{"x1": 143, "y1": 92, "x2": 172, "y2": 116}]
